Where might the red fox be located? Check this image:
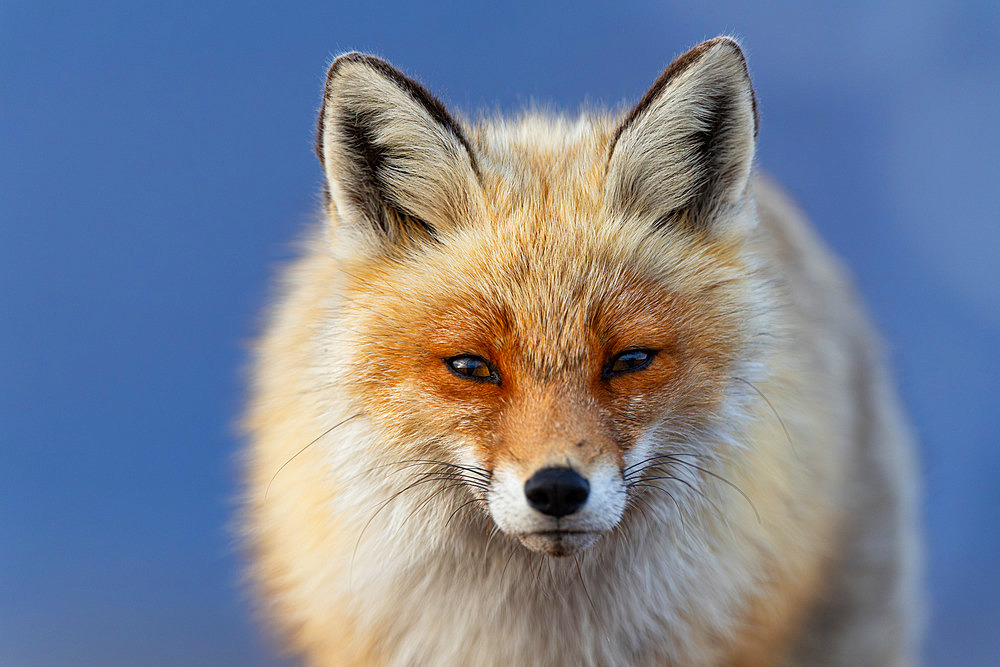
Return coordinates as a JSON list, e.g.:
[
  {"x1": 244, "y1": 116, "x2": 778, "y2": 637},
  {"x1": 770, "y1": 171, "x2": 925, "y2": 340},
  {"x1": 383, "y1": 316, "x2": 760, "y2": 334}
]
[{"x1": 242, "y1": 37, "x2": 921, "y2": 665}]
